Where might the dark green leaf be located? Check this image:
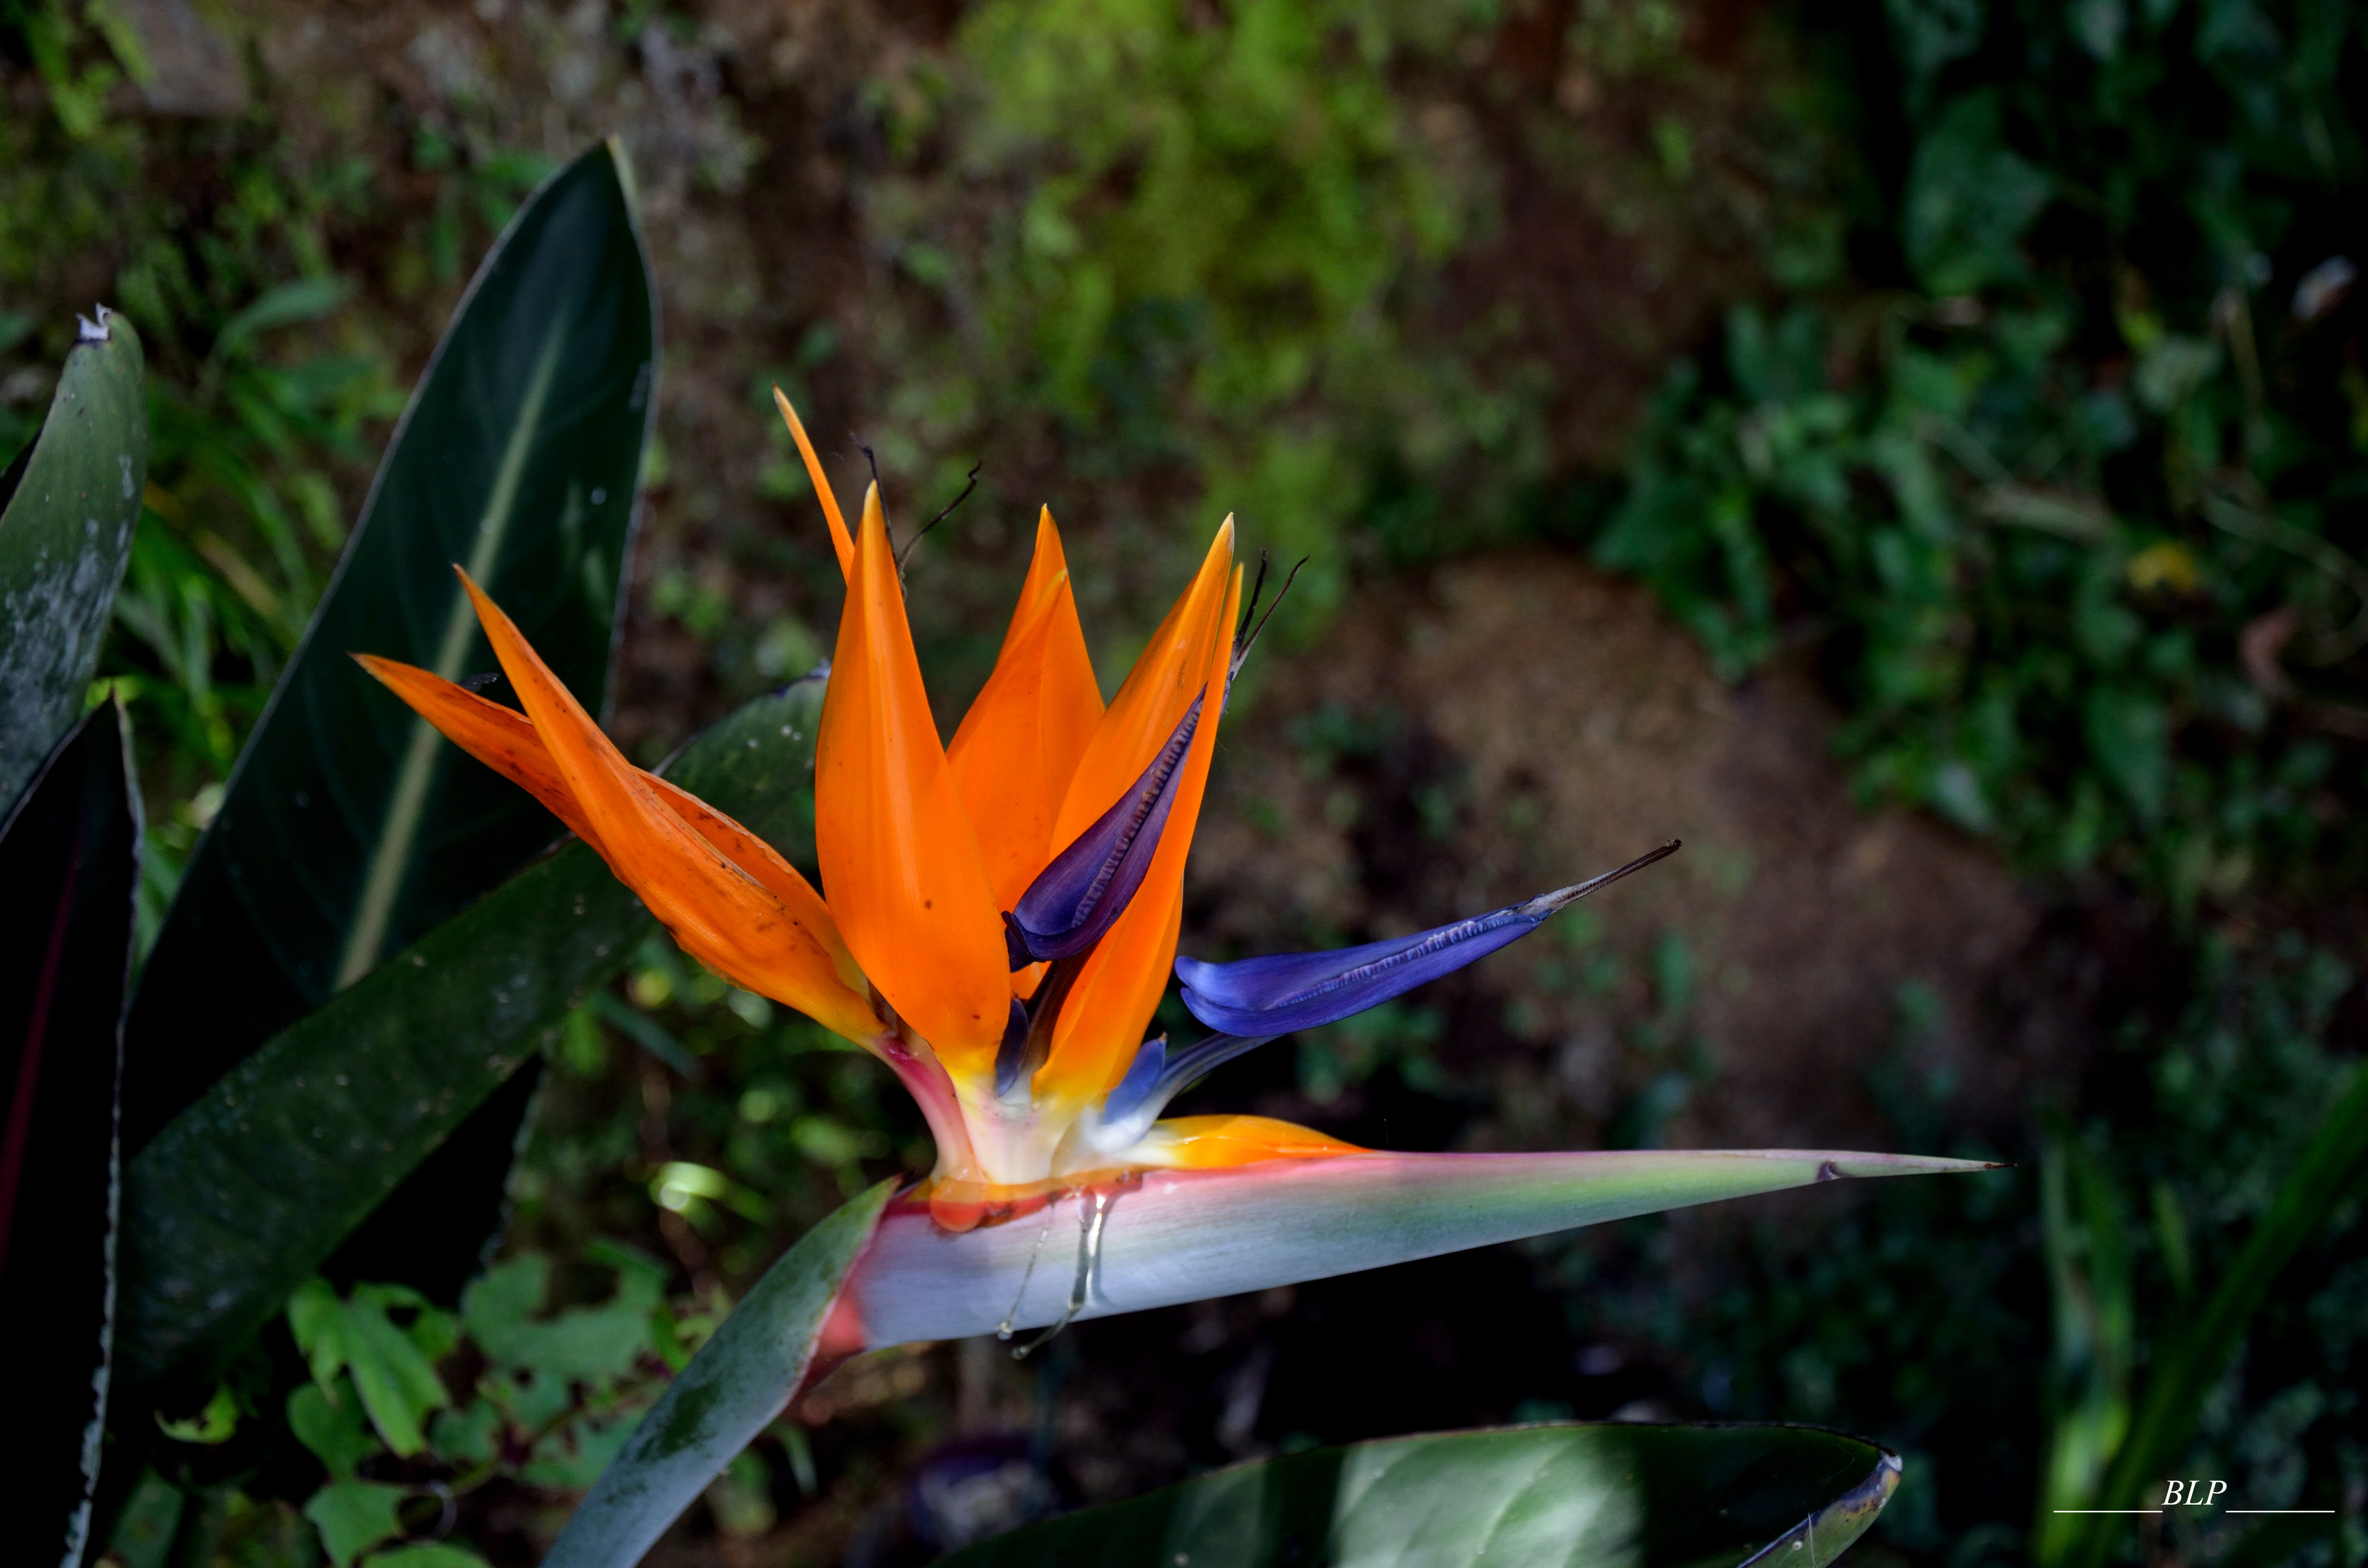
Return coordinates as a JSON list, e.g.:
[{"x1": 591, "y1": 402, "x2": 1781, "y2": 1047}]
[
  {"x1": 368, "y1": 1544, "x2": 493, "y2": 1568},
  {"x1": 288, "y1": 1383, "x2": 382, "y2": 1482},
  {"x1": 286, "y1": 1279, "x2": 454, "y2": 1457},
  {"x1": 543, "y1": 1180, "x2": 896, "y2": 1568},
  {"x1": 939, "y1": 1422, "x2": 1901, "y2": 1568},
  {"x1": 321, "y1": 1054, "x2": 547, "y2": 1305},
  {"x1": 1900, "y1": 92, "x2": 2051, "y2": 296},
  {"x1": 124, "y1": 140, "x2": 657, "y2": 1156},
  {"x1": 2215, "y1": 1511, "x2": 2343, "y2": 1568},
  {"x1": 0, "y1": 309, "x2": 147, "y2": 814},
  {"x1": 212, "y1": 277, "x2": 351, "y2": 361},
  {"x1": 0, "y1": 702, "x2": 142, "y2": 1566},
  {"x1": 304, "y1": 1478, "x2": 407, "y2": 1568},
  {"x1": 115, "y1": 677, "x2": 824, "y2": 1387},
  {"x1": 2083, "y1": 686, "x2": 2168, "y2": 823}
]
